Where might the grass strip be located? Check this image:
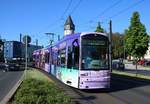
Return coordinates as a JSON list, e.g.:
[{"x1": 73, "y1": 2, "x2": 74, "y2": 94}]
[
  {"x1": 113, "y1": 70, "x2": 150, "y2": 80},
  {"x1": 10, "y1": 69, "x2": 74, "y2": 104}
]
